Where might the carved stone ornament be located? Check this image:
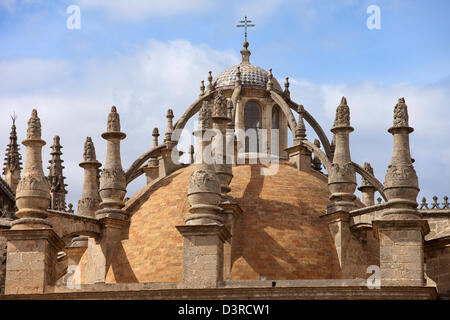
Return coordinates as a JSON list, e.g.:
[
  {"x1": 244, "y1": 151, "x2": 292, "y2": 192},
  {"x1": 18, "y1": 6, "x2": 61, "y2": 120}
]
[
  {"x1": 328, "y1": 162, "x2": 356, "y2": 183},
  {"x1": 393, "y1": 97, "x2": 409, "y2": 127},
  {"x1": 188, "y1": 170, "x2": 220, "y2": 195},
  {"x1": 26, "y1": 109, "x2": 41, "y2": 139},
  {"x1": 198, "y1": 101, "x2": 212, "y2": 130},
  {"x1": 99, "y1": 167, "x2": 126, "y2": 190},
  {"x1": 213, "y1": 89, "x2": 228, "y2": 119},
  {"x1": 333, "y1": 97, "x2": 350, "y2": 128},
  {"x1": 384, "y1": 163, "x2": 418, "y2": 189},
  {"x1": 107, "y1": 106, "x2": 121, "y2": 132},
  {"x1": 83, "y1": 137, "x2": 96, "y2": 161}
]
